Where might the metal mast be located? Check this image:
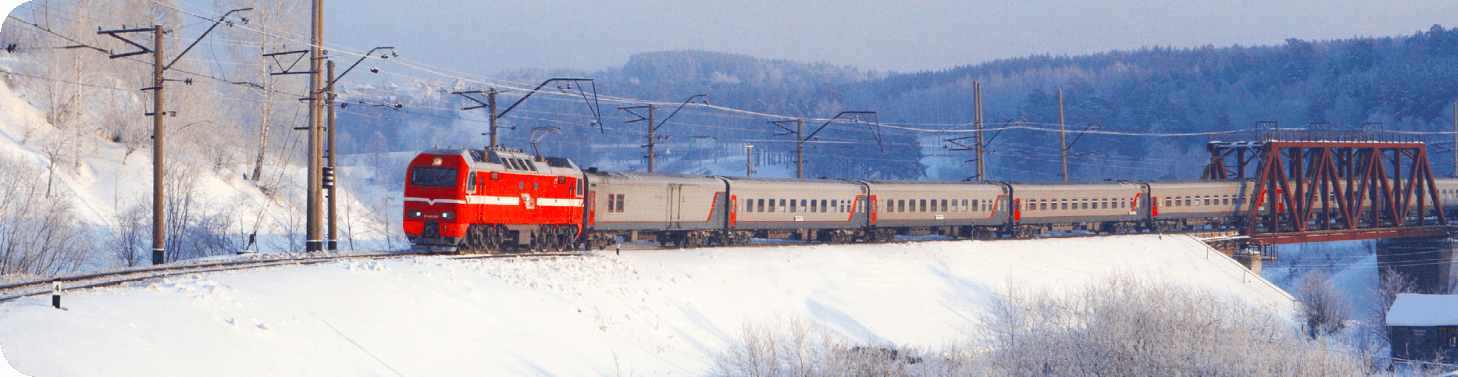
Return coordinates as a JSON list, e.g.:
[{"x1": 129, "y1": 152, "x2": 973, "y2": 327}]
[
  {"x1": 1058, "y1": 89, "x2": 1067, "y2": 182},
  {"x1": 974, "y1": 82, "x2": 985, "y2": 181},
  {"x1": 305, "y1": 0, "x2": 324, "y2": 252}
]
